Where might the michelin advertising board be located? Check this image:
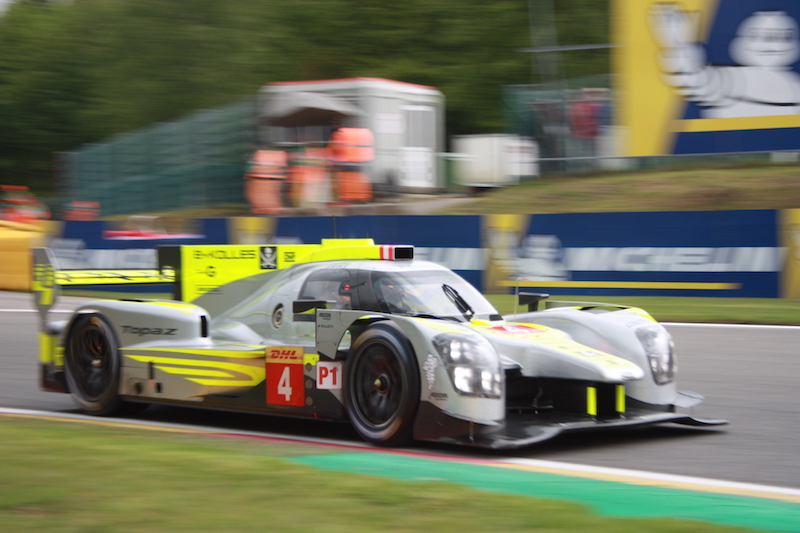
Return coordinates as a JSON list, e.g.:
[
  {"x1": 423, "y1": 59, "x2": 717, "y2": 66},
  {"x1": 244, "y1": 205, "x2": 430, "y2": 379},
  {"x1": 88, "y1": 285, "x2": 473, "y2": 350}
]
[
  {"x1": 482, "y1": 212, "x2": 784, "y2": 298},
  {"x1": 262, "y1": 212, "x2": 788, "y2": 299},
  {"x1": 616, "y1": 0, "x2": 800, "y2": 155}
]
